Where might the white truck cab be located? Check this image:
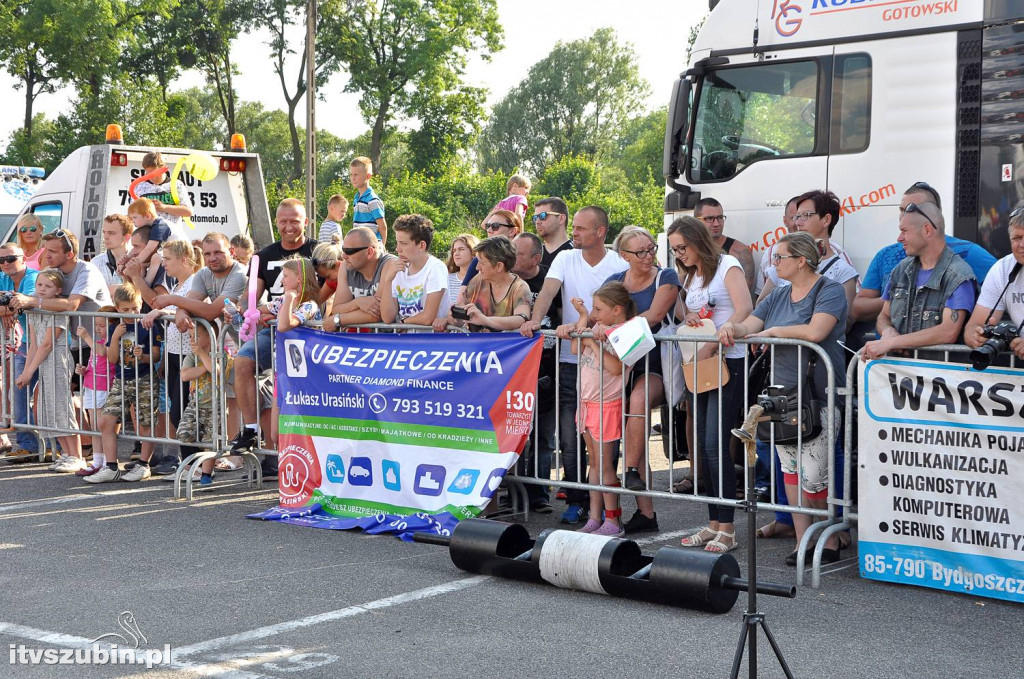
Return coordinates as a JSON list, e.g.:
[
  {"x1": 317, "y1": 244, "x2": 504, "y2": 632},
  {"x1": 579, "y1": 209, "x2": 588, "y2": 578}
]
[
  {"x1": 664, "y1": 0, "x2": 1024, "y2": 275},
  {"x1": 1, "y1": 126, "x2": 274, "y2": 259}
]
